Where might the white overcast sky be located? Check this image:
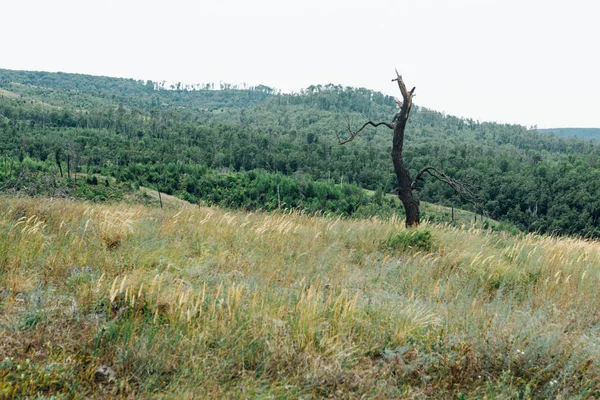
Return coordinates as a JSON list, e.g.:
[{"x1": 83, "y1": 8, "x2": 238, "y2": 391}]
[{"x1": 2, "y1": 0, "x2": 599, "y2": 128}]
